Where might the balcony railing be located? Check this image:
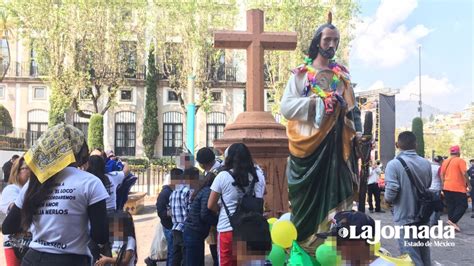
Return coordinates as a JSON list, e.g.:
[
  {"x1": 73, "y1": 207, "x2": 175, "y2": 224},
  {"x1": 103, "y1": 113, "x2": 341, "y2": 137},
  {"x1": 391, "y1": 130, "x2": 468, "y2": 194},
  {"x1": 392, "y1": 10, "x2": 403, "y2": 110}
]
[
  {"x1": 3, "y1": 61, "x2": 45, "y2": 78},
  {"x1": 3, "y1": 61, "x2": 146, "y2": 80}
]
